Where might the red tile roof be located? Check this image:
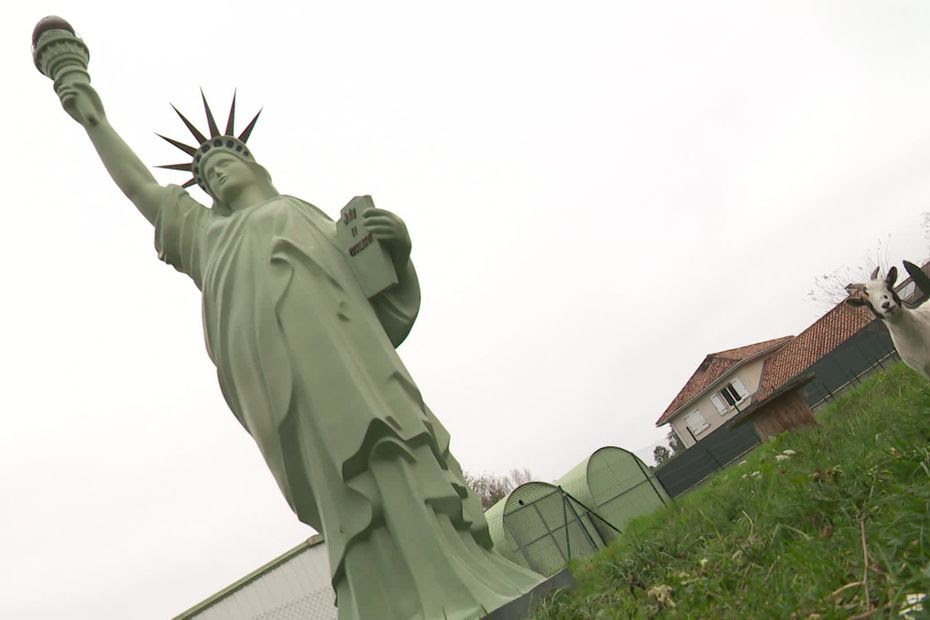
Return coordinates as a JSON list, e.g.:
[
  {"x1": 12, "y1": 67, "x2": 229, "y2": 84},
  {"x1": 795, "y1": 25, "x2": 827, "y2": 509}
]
[
  {"x1": 754, "y1": 302, "x2": 874, "y2": 402},
  {"x1": 655, "y1": 260, "x2": 929, "y2": 428},
  {"x1": 655, "y1": 336, "x2": 793, "y2": 426}
]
